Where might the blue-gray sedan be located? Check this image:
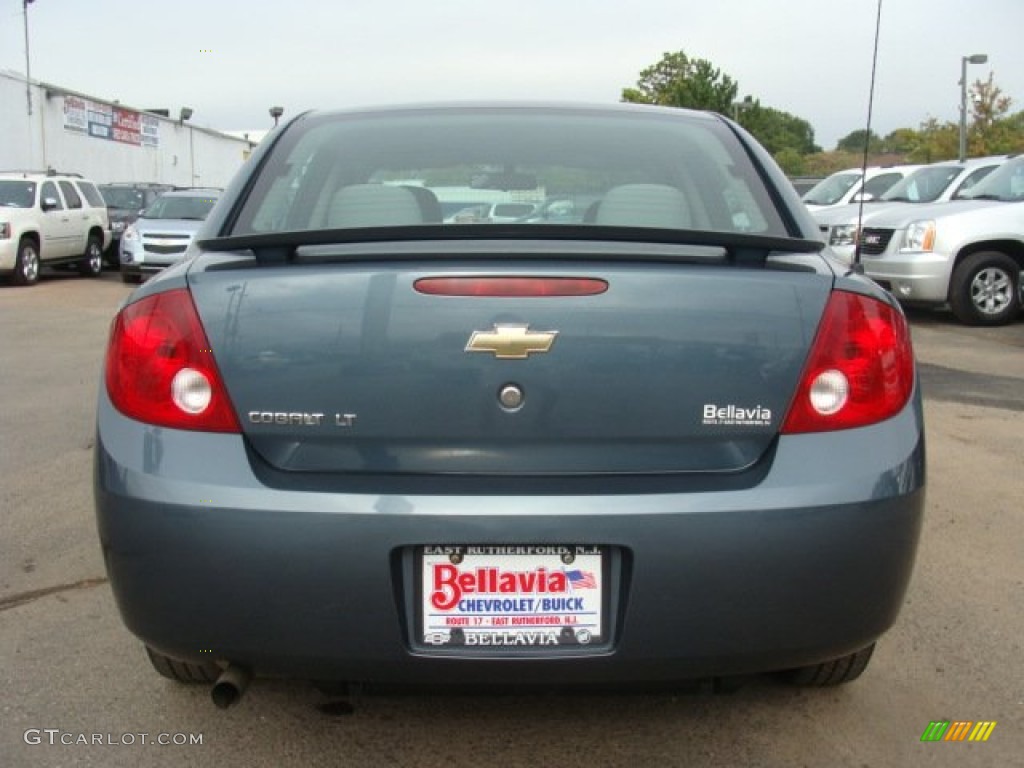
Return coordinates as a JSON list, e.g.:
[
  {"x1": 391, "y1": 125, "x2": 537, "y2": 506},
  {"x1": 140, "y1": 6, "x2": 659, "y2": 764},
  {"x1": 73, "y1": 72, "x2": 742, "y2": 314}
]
[{"x1": 95, "y1": 103, "x2": 925, "y2": 706}]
